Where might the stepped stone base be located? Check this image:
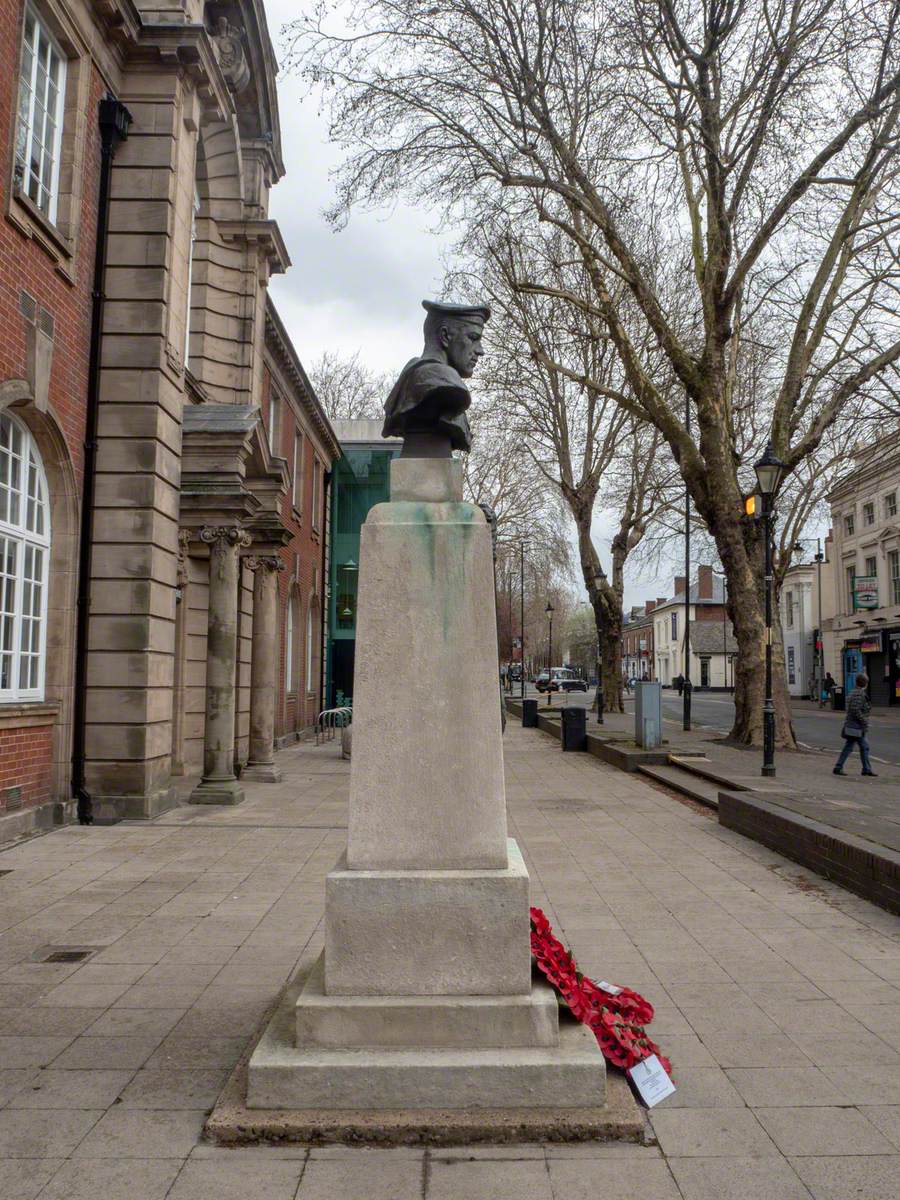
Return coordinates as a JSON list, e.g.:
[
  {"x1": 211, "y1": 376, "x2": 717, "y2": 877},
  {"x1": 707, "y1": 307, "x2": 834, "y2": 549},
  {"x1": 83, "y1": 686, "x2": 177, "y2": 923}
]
[
  {"x1": 247, "y1": 966, "x2": 607, "y2": 1111},
  {"x1": 296, "y1": 954, "x2": 559, "y2": 1049},
  {"x1": 189, "y1": 779, "x2": 244, "y2": 806}
]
